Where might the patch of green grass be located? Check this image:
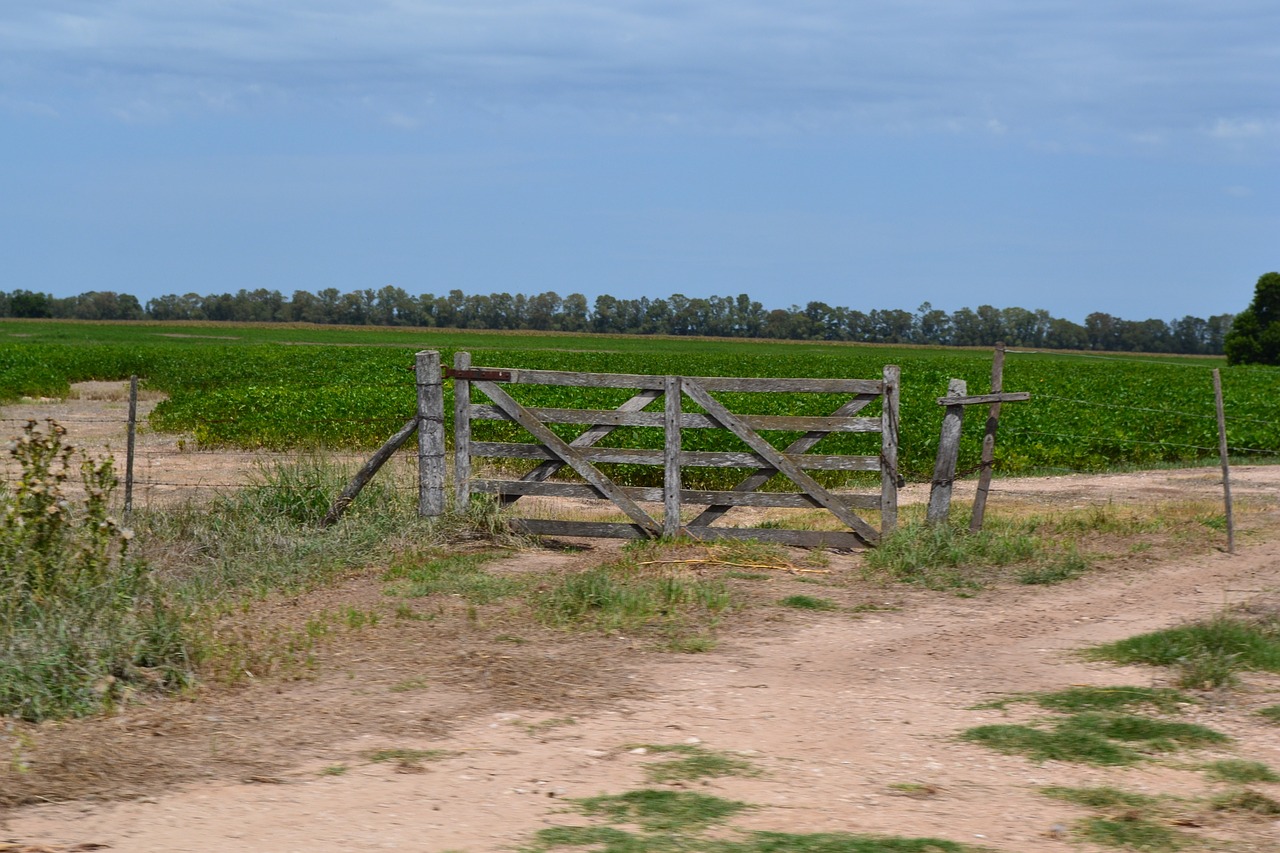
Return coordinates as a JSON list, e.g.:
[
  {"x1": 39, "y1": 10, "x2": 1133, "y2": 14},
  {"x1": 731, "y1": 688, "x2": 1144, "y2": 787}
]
[
  {"x1": 1057, "y1": 713, "x2": 1227, "y2": 751},
  {"x1": 534, "y1": 561, "x2": 731, "y2": 641},
  {"x1": 572, "y1": 789, "x2": 750, "y2": 833},
  {"x1": 637, "y1": 745, "x2": 760, "y2": 784},
  {"x1": 778, "y1": 594, "x2": 839, "y2": 611},
  {"x1": 384, "y1": 551, "x2": 524, "y2": 605},
  {"x1": 319, "y1": 764, "x2": 348, "y2": 776},
  {"x1": 962, "y1": 710, "x2": 1227, "y2": 766},
  {"x1": 978, "y1": 686, "x2": 1194, "y2": 715},
  {"x1": 1201, "y1": 759, "x2": 1280, "y2": 784},
  {"x1": 1088, "y1": 614, "x2": 1280, "y2": 690},
  {"x1": 730, "y1": 834, "x2": 980, "y2": 852},
  {"x1": 886, "y1": 782, "x2": 941, "y2": 799},
  {"x1": 864, "y1": 519, "x2": 1089, "y2": 591},
  {"x1": 962, "y1": 722, "x2": 1142, "y2": 766},
  {"x1": 524, "y1": 785, "x2": 984, "y2": 853},
  {"x1": 725, "y1": 571, "x2": 771, "y2": 581},
  {"x1": 388, "y1": 677, "x2": 429, "y2": 693},
  {"x1": 367, "y1": 747, "x2": 452, "y2": 768},
  {"x1": 1256, "y1": 704, "x2": 1280, "y2": 724},
  {"x1": 1016, "y1": 549, "x2": 1090, "y2": 585},
  {"x1": 665, "y1": 634, "x2": 718, "y2": 653},
  {"x1": 1078, "y1": 815, "x2": 1184, "y2": 851},
  {"x1": 1209, "y1": 789, "x2": 1280, "y2": 815},
  {"x1": 1041, "y1": 786, "x2": 1161, "y2": 809}
]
